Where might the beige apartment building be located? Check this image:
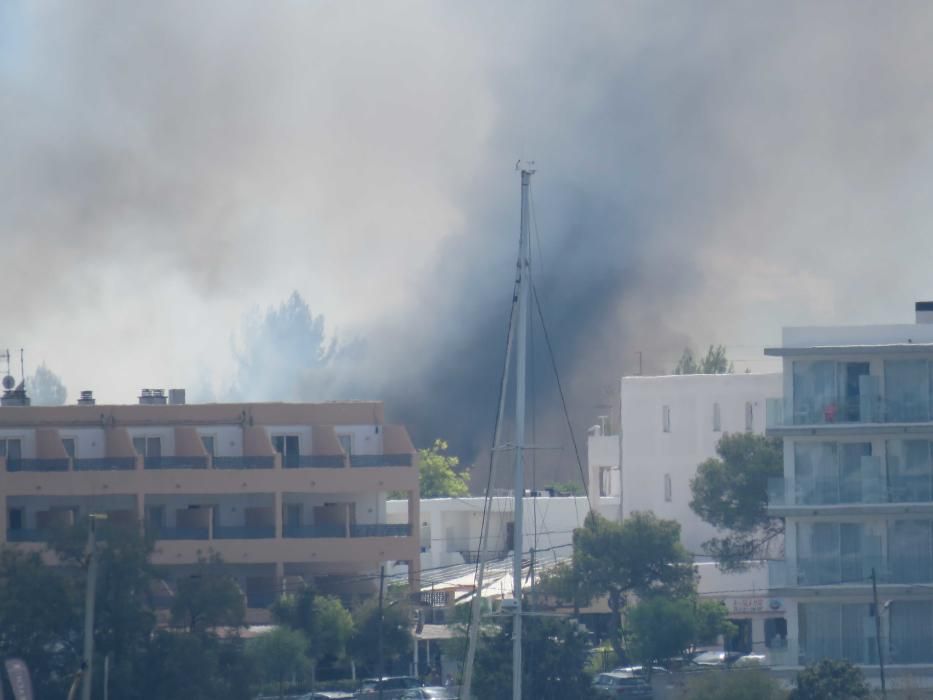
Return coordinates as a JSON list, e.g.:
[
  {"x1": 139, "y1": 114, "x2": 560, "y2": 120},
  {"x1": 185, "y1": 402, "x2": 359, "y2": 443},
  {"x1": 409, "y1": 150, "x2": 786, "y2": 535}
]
[{"x1": 0, "y1": 389, "x2": 419, "y2": 622}]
